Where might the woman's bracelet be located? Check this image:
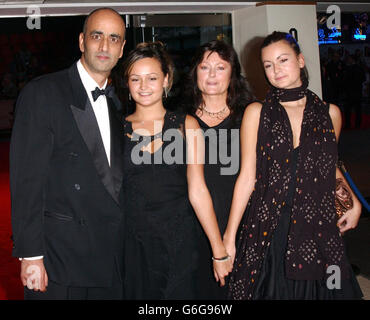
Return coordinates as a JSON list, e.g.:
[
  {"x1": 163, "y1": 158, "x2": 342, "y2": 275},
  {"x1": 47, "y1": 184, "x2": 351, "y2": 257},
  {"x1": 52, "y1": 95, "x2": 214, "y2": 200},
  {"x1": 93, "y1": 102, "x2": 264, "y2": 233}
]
[{"x1": 212, "y1": 255, "x2": 231, "y2": 262}]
